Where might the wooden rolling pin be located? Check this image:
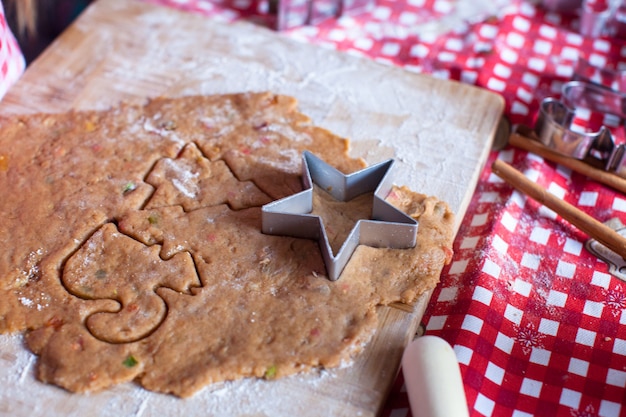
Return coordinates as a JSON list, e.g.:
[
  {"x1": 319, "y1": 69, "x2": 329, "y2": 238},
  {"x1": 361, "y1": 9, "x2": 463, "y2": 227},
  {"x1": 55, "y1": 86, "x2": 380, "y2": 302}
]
[
  {"x1": 491, "y1": 159, "x2": 626, "y2": 260},
  {"x1": 402, "y1": 336, "x2": 470, "y2": 417},
  {"x1": 508, "y1": 131, "x2": 626, "y2": 195}
]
